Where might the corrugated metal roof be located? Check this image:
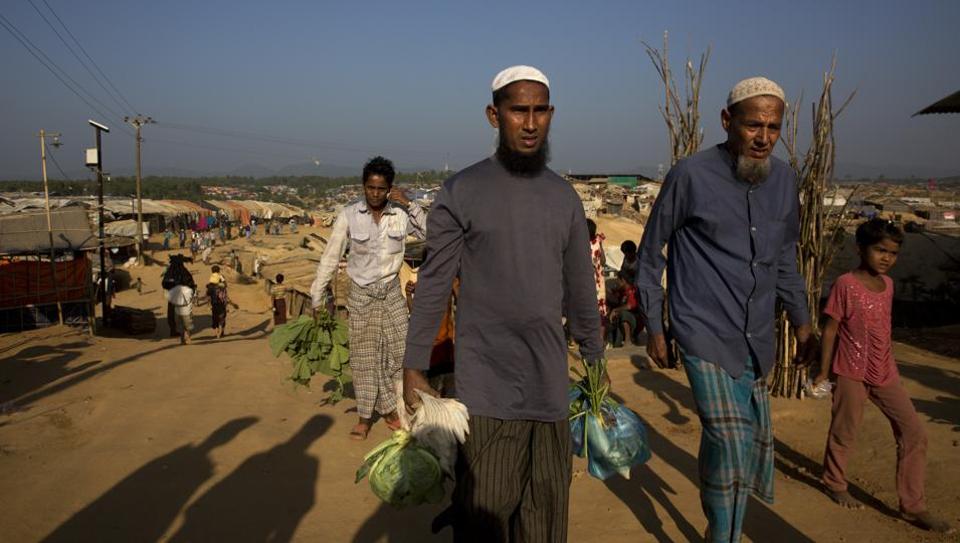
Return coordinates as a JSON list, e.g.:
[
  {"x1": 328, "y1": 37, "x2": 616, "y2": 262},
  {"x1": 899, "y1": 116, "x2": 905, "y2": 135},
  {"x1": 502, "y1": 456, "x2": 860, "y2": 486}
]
[{"x1": 0, "y1": 208, "x2": 97, "y2": 255}]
